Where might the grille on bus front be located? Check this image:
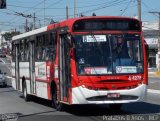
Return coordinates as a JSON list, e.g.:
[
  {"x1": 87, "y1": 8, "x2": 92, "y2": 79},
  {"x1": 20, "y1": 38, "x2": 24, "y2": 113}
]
[
  {"x1": 86, "y1": 95, "x2": 138, "y2": 101},
  {"x1": 86, "y1": 84, "x2": 139, "y2": 91}
]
